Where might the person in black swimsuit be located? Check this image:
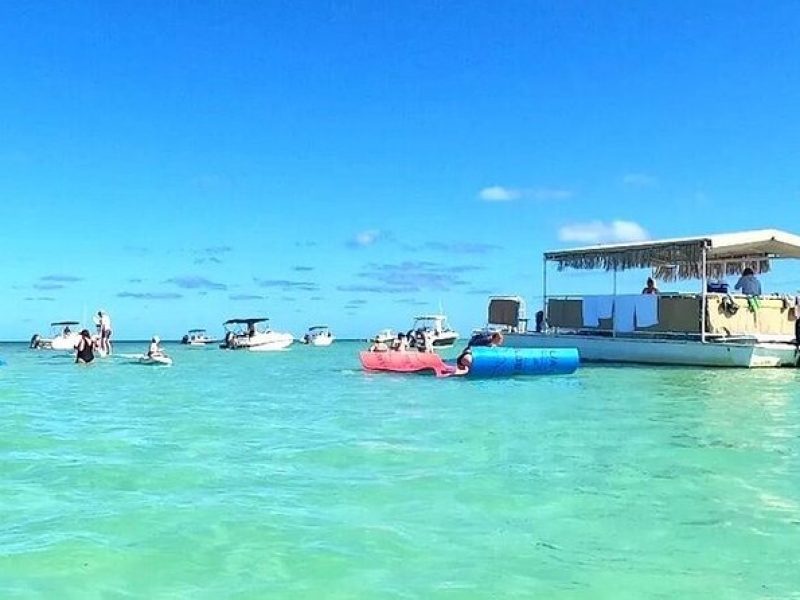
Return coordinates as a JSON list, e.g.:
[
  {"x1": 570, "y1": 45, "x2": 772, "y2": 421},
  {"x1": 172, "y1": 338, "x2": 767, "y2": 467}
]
[{"x1": 75, "y1": 329, "x2": 95, "y2": 364}]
